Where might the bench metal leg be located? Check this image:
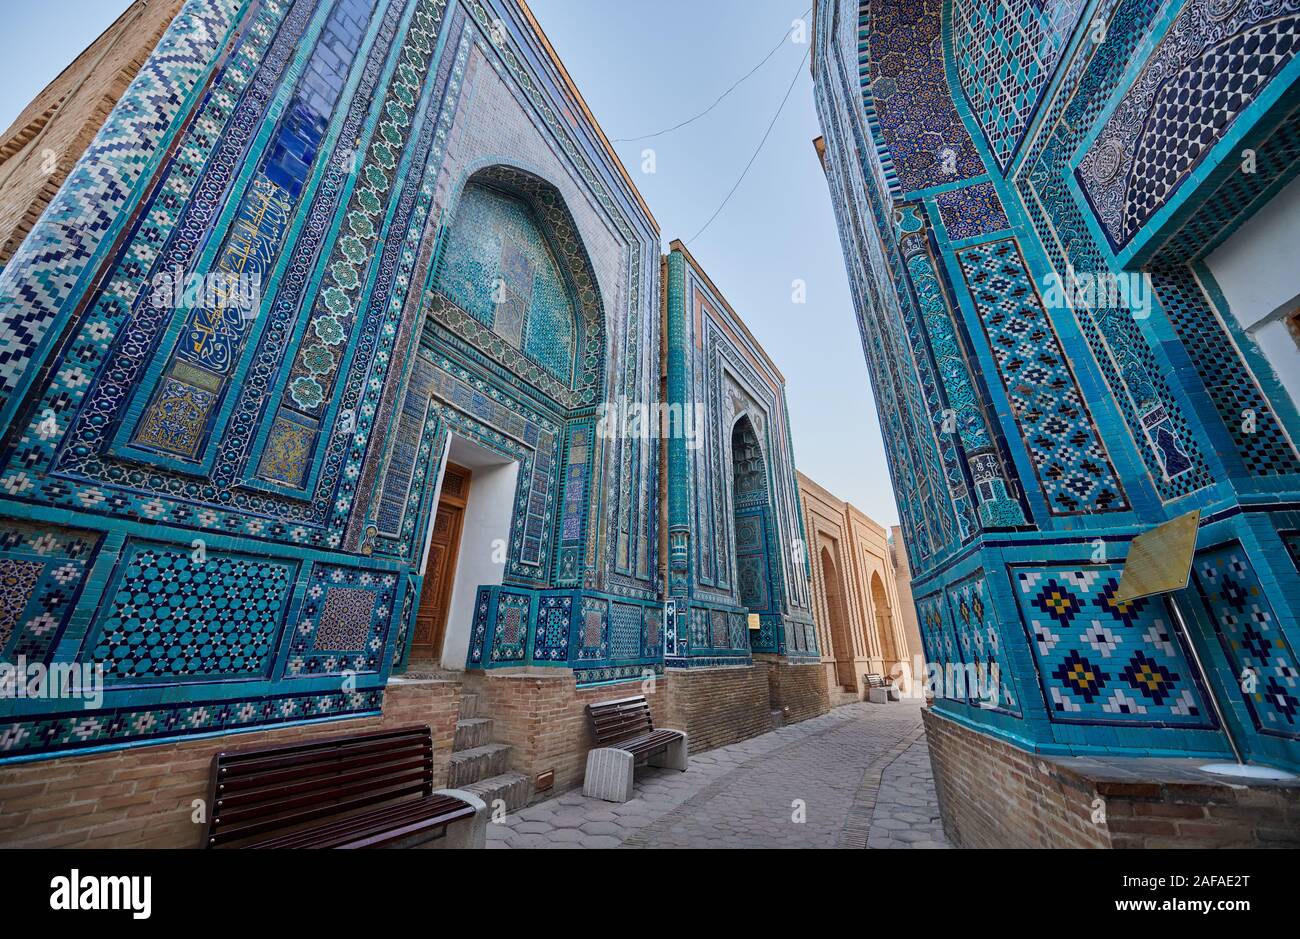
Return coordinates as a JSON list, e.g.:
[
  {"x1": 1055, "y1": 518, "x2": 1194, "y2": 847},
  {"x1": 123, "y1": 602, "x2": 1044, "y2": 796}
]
[
  {"x1": 647, "y1": 731, "x2": 688, "y2": 771},
  {"x1": 583, "y1": 747, "x2": 635, "y2": 803},
  {"x1": 427, "y1": 789, "x2": 488, "y2": 849}
]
